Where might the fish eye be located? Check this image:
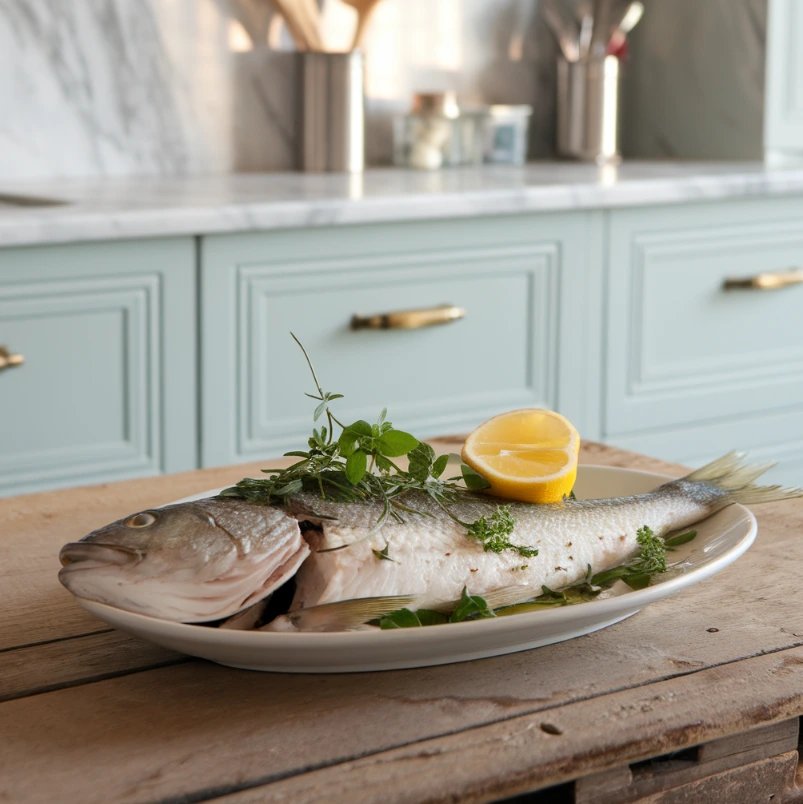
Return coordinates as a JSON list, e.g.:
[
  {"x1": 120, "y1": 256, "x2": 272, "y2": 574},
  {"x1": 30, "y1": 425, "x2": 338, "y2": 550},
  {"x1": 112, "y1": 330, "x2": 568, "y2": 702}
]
[{"x1": 124, "y1": 512, "x2": 158, "y2": 528}]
